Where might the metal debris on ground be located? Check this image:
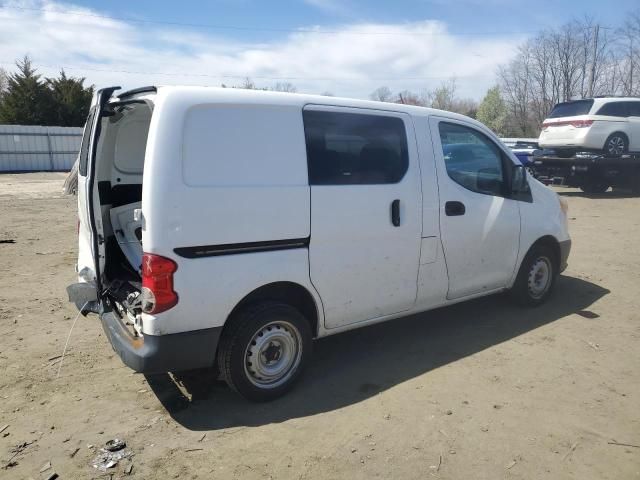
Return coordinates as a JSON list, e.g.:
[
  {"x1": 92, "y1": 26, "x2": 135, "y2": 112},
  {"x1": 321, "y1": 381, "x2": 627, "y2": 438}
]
[
  {"x1": 0, "y1": 425, "x2": 8, "y2": 435},
  {"x1": 44, "y1": 473, "x2": 59, "y2": 480},
  {"x1": 105, "y1": 439, "x2": 126, "y2": 452},
  {"x1": 39, "y1": 460, "x2": 52, "y2": 472},
  {"x1": 91, "y1": 439, "x2": 133, "y2": 472}
]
